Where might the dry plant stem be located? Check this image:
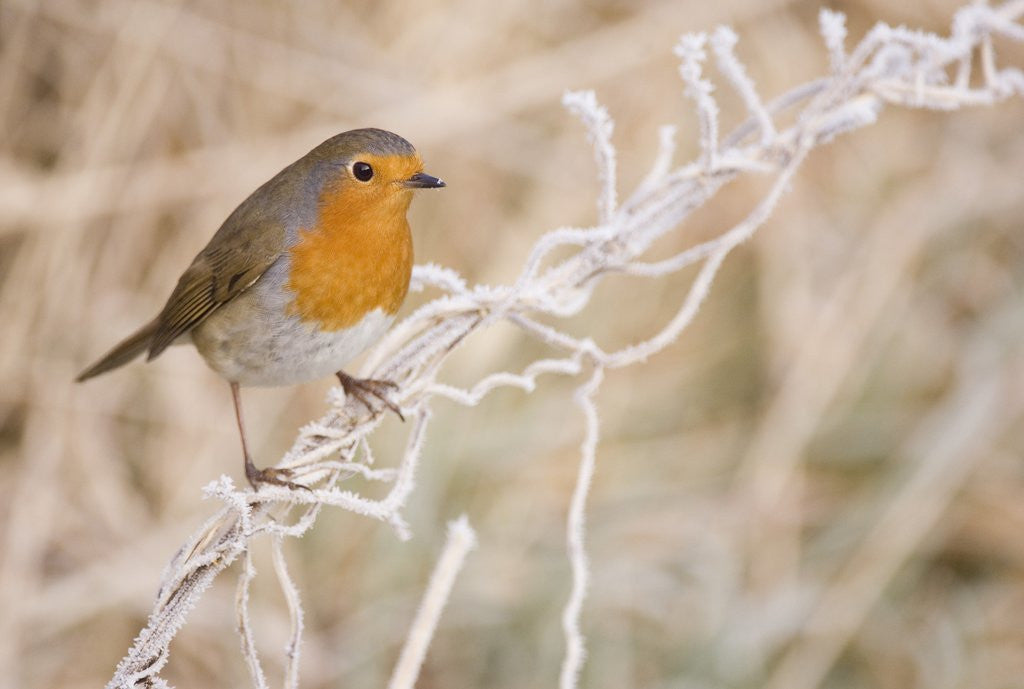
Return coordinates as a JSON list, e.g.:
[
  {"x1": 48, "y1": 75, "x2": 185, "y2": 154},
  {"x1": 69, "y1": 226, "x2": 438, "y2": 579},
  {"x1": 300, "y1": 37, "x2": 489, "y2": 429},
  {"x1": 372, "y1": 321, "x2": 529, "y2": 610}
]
[
  {"x1": 271, "y1": 537, "x2": 304, "y2": 689},
  {"x1": 559, "y1": 367, "x2": 604, "y2": 689},
  {"x1": 736, "y1": 145, "x2": 1006, "y2": 591},
  {"x1": 236, "y1": 549, "x2": 268, "y2": 689},
  {"x1": 764, "y1": 311, "x2": 1021, "y2": 689},
  {"x1": 387, "y1": 516, "x2": 477, "y2": 689},
  {"x1": 105, "y1": 3, "x2": 1024, "y2": 687}
]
